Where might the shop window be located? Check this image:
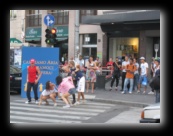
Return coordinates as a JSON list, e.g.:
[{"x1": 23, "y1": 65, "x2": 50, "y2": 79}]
[
  {"x1": 82, "y1": 34, "x2": 97, "y2": 45},
  {"x1": 109, "y1": 37, "x2": 139, "y2": 60}
]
